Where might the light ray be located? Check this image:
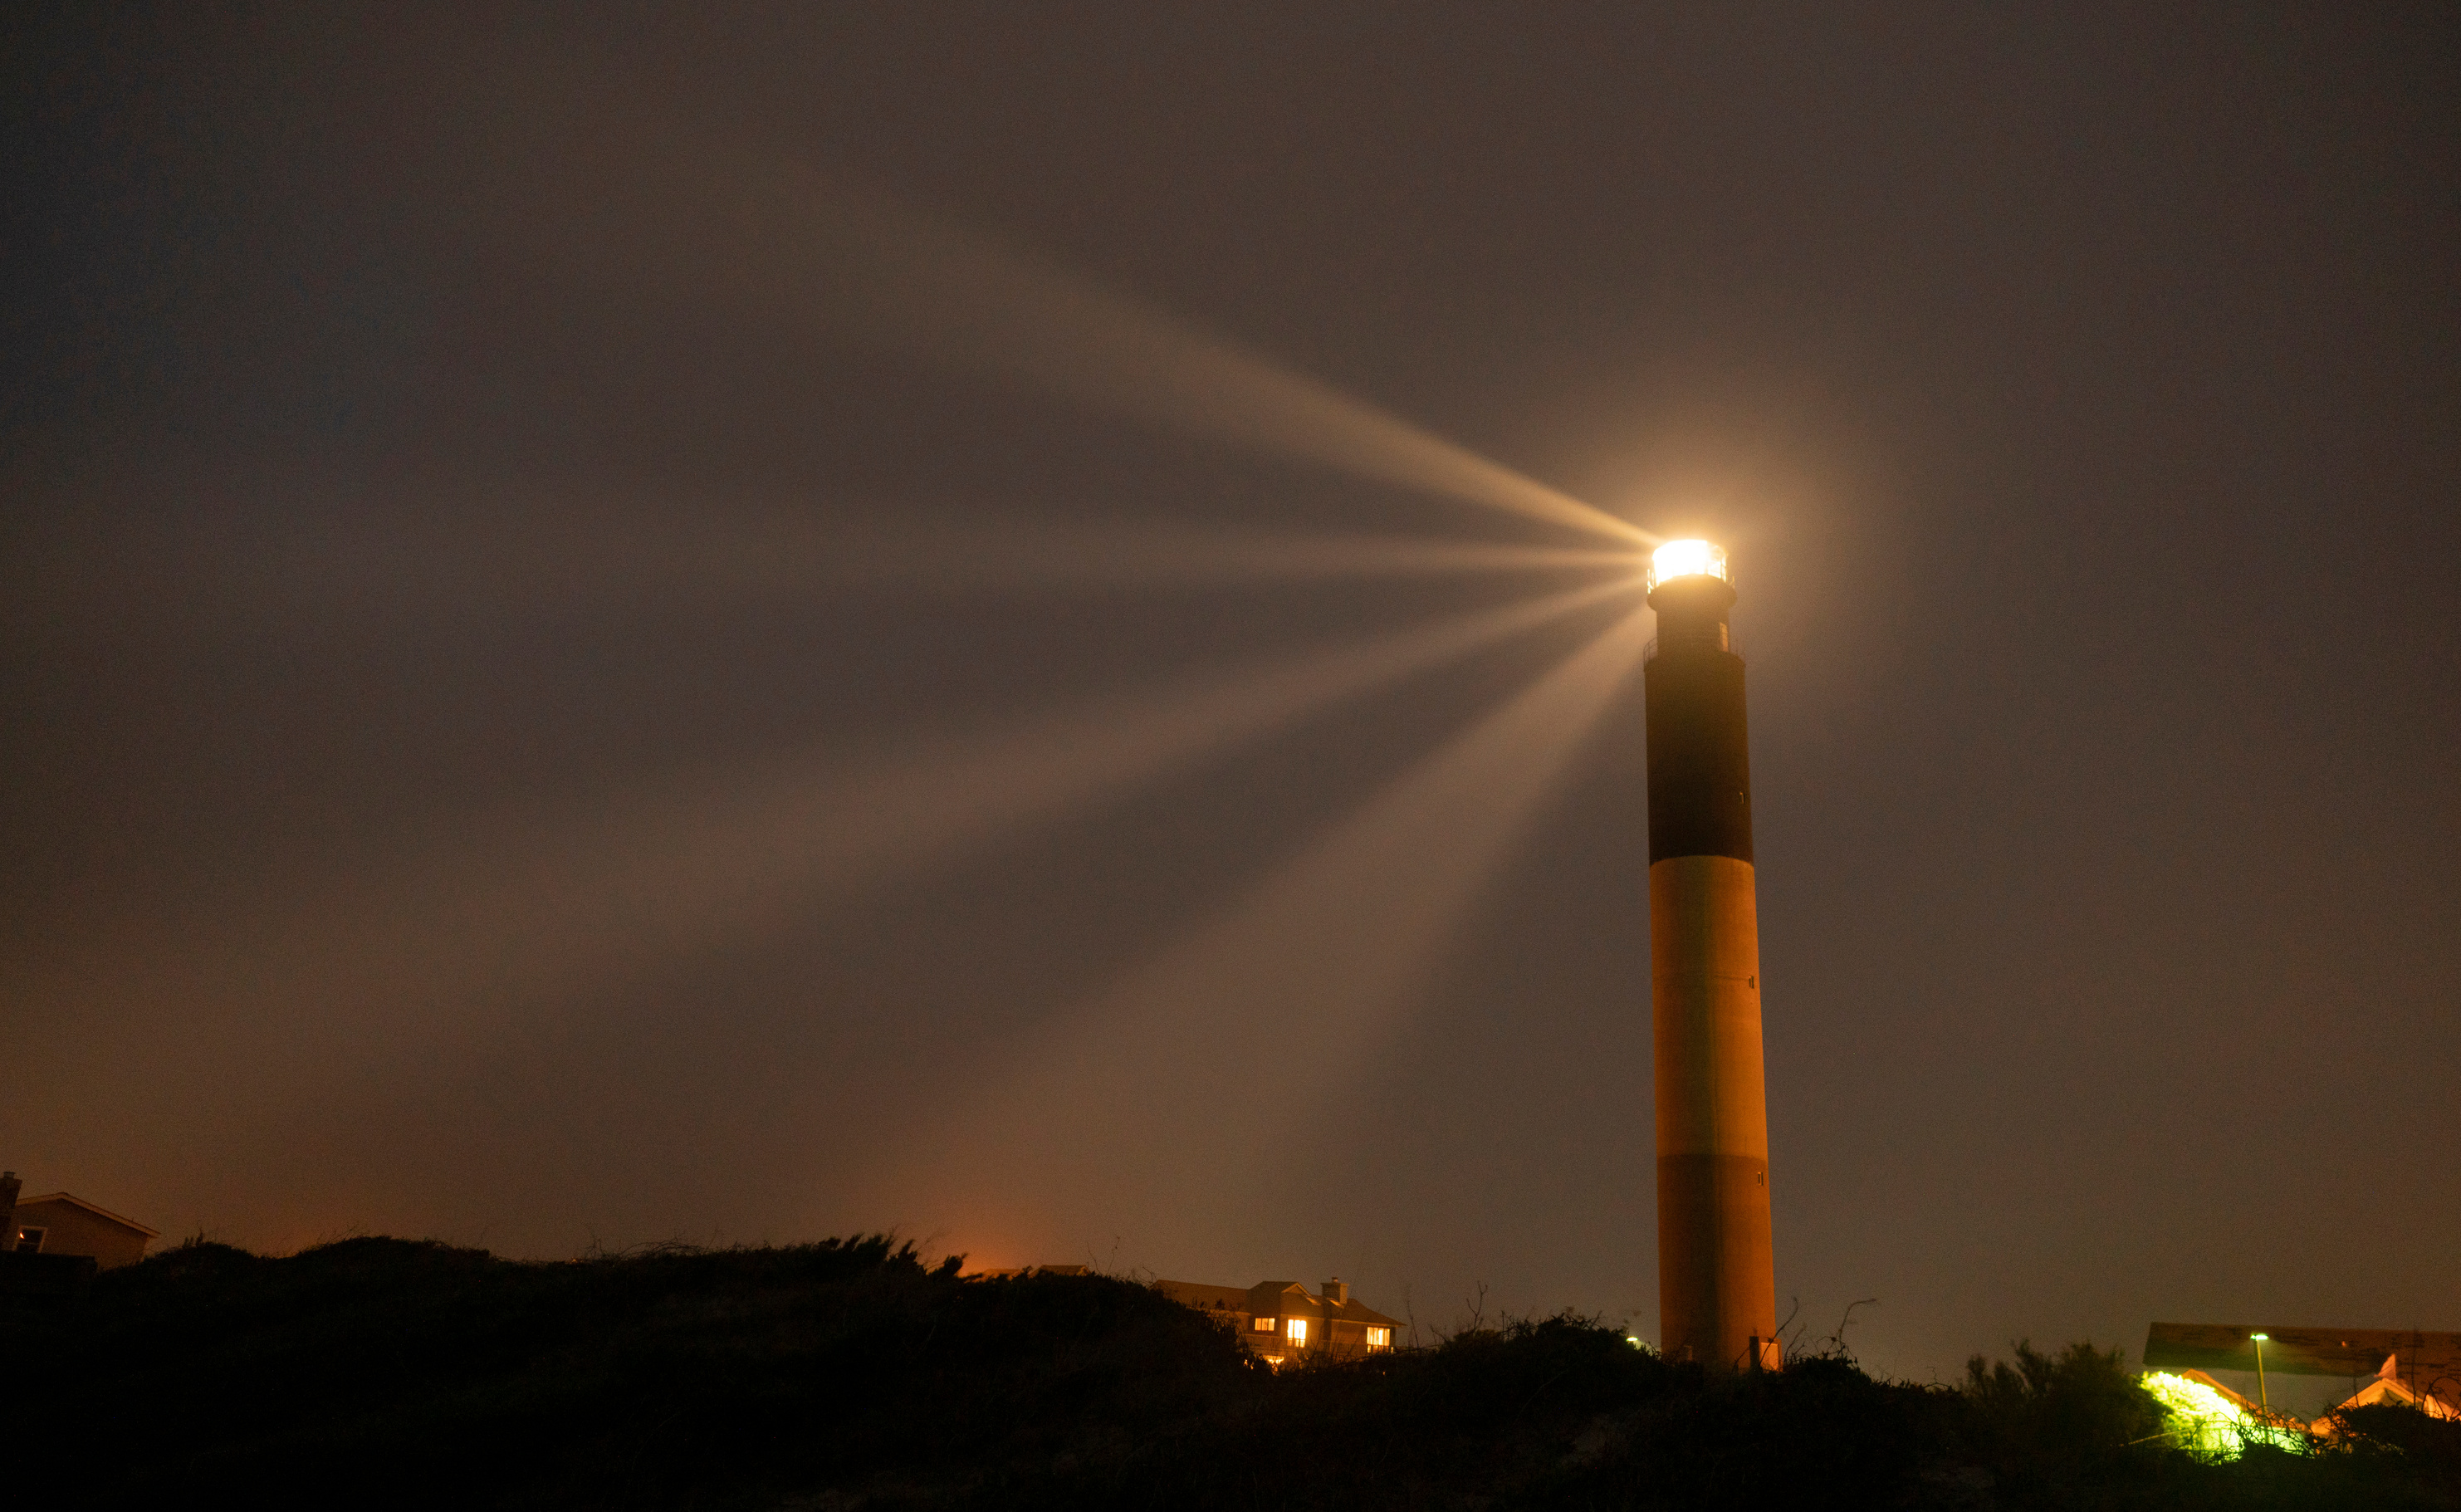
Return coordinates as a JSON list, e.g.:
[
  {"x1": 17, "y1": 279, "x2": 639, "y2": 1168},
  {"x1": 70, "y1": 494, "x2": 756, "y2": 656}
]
[
  {"x1": 5, "y1": 579, "x2": 1644, "y2": 1137},
  {"x1": 524, "y1": 115, "x2": 1652, "y2": 547},
  {"x1": 741, "y1": 164, "x2": 1656, "y2": 546},
  {"x1": 1, "y1": 508, "x2": 1640, "y2": 634},
  {"x1": 854, "y1": 599, "x2": 1656, "y2": 1256}
]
